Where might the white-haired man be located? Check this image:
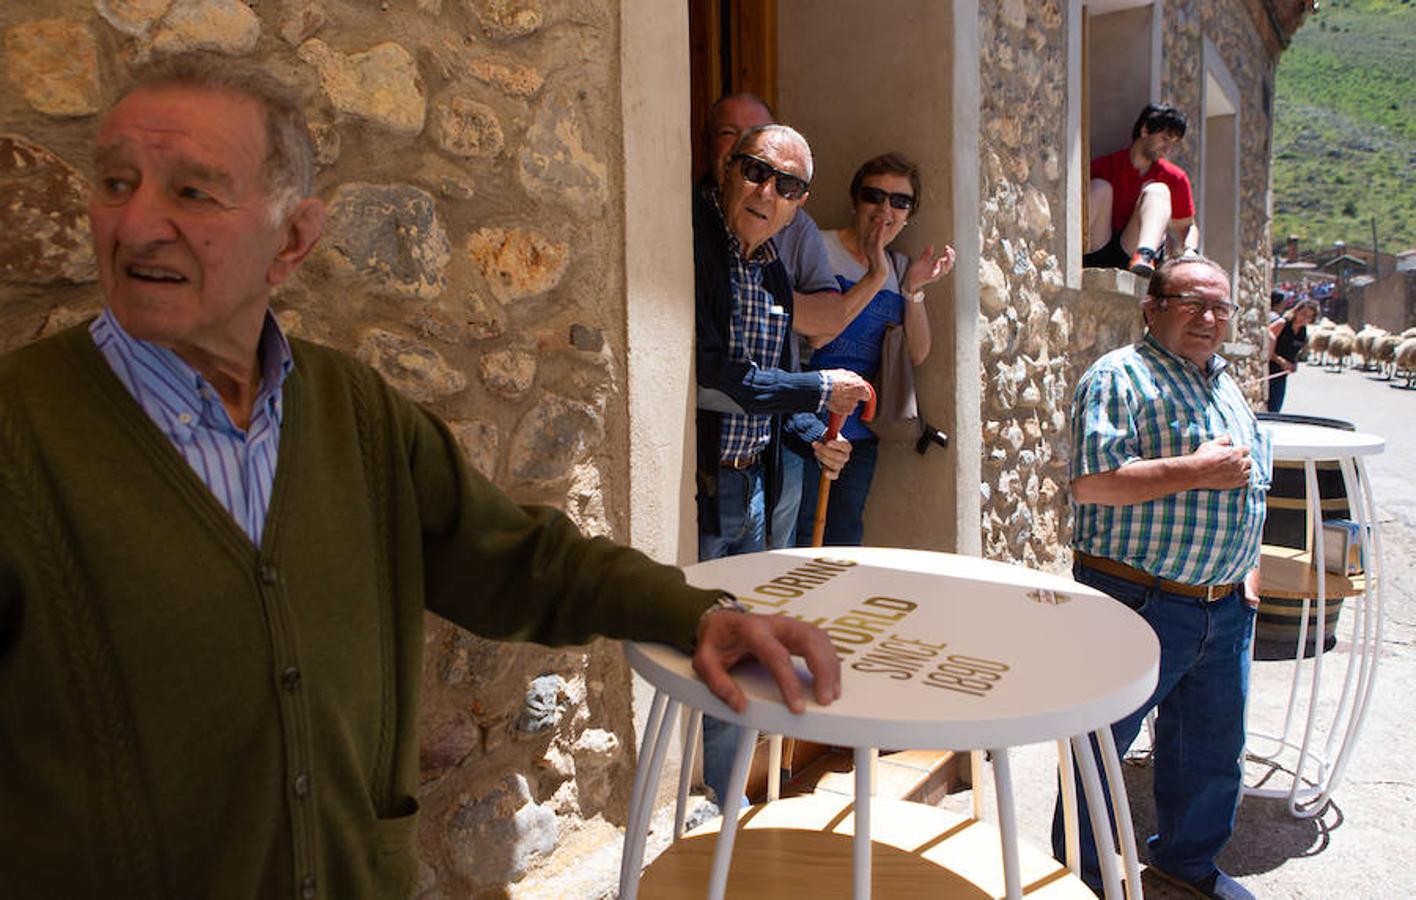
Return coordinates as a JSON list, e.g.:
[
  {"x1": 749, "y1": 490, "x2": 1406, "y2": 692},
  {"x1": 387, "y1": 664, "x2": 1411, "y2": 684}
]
[{"x1": 0, "y1": 55, "x2": 842, "y2": 897}]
